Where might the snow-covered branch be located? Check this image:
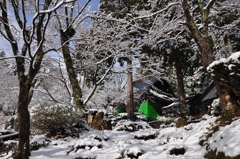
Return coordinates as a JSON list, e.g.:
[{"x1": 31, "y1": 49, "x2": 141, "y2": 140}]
[
  {"x1": 205, "y1": 0, "x2": 217, "y2": 11},
  {"x1": 83, "y1": 56, "x2": 116, "y2": 105},
  {"x1": 39, "y1": 0, "x2": 76, "y2": 14},
  {"x1": 0, "y1": 55, "x2": 31, "y2": 61},
  {"x1": 67, "y1": 0, "x2": 91, "y2": 30},
  {"x1": 134, "y1": 2, "x2": 181, "y2": 20}
]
